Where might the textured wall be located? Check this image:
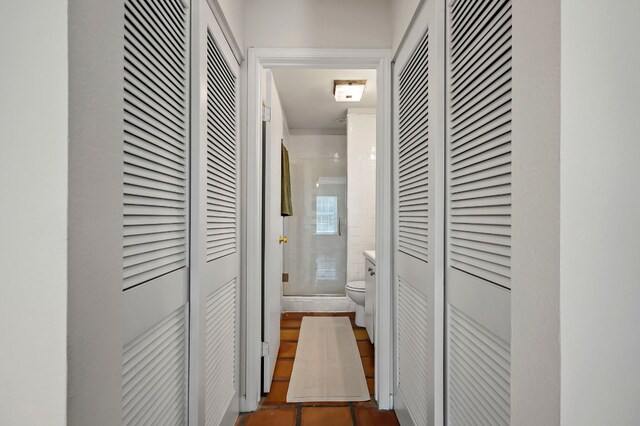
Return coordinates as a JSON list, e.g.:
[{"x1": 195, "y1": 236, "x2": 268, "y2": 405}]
[
  {"x1": 561, "y1": 0, "x2": 640, "y2": 423},
  {"x1": 390, "y1": 0, "x2": 422, "y2": 55},
  {"x1": 0, "y1": 2, "x2": 68, "y2": 424},
  {"x1": 244, "y1": 0, "x2": 391, "y2": 49}
]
